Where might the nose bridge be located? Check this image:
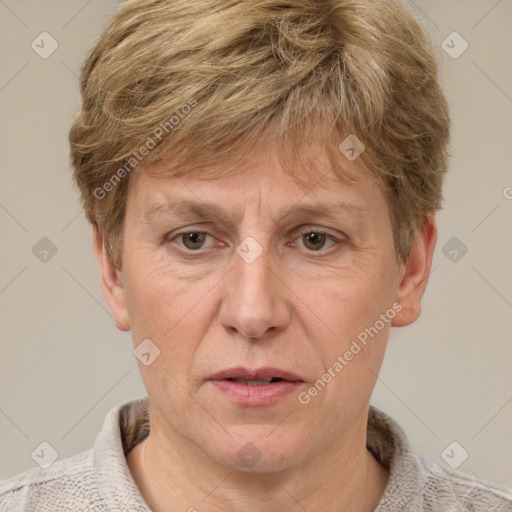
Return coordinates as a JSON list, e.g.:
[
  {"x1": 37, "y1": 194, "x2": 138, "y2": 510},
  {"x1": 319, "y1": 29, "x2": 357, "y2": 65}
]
[
  {"x1": 235, "y1": 240, "x2": 272, "y2": 297},
  {"x1": 219, "y1": 238, "x2": 289, "y2": 339}
]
